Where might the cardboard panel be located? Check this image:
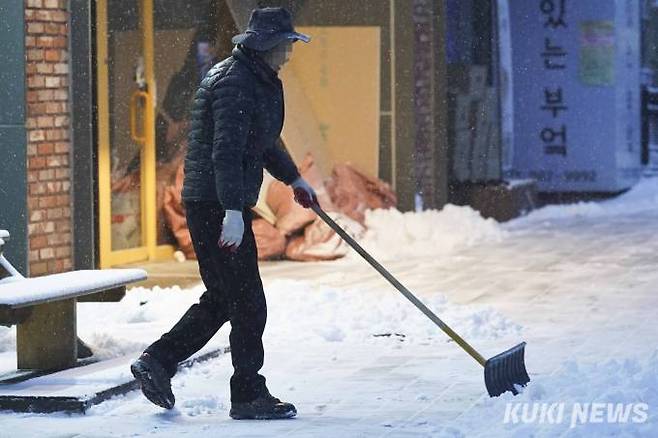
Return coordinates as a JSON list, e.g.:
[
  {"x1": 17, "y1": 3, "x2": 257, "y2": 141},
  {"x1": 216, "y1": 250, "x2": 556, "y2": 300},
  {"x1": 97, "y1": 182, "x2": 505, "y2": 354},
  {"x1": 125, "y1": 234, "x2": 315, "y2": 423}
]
[
  {"x1": 278, "y1": 67, "x2": 332, "y2": 176},
  {"x1": 281, "y1": 26, "x2": 381, "y2": 178}
]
